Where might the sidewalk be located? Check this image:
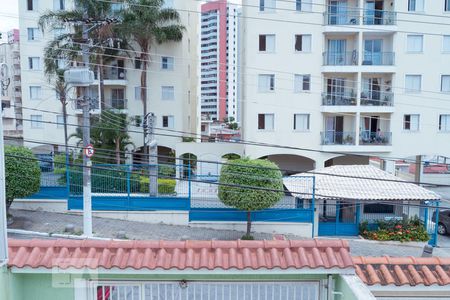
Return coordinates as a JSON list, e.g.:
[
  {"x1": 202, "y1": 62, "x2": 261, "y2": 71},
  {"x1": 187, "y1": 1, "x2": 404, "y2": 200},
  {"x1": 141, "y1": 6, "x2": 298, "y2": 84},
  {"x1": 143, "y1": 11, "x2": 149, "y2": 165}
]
[{"x1": 7, "y1": 209, "x2": 450, "y2": 257}]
